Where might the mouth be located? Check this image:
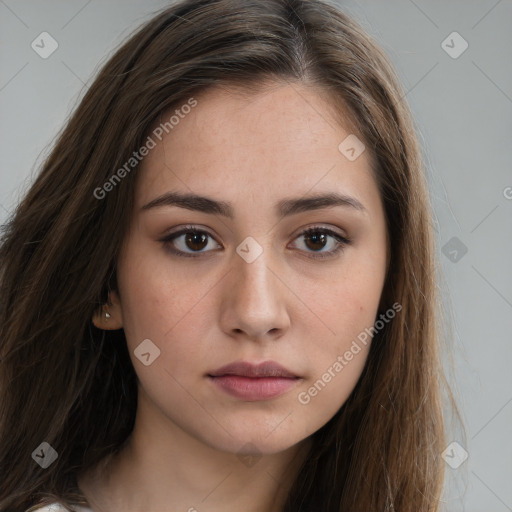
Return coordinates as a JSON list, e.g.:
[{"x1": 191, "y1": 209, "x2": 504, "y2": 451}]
[{"x1": 207, "y1": 360, "x2": 301, "y2": 401}]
